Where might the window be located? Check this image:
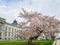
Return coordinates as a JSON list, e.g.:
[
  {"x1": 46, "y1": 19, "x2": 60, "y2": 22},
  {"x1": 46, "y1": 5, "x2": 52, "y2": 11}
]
[
  {"x1": 9, "y1": 27, "x2": 11, "y2": 31},
  {"x1": 12, "y1": 38, "x2": 13, "y2": 39},
  {"x1": 12, "y1": 28, "x2": 13, "y2": 32},
  {"x1": 9, "y1": 32, "x2": 10, "y2": 36},
  {"x1": 12, "y1": 33, "x2": 13, "y2": 36},
  {"x1": 5, "y1": 38, "x2": 7, "y2": 40},
  {"x1": 0, "y1": 38, "x2": 1, "y2": 39},
  {"x1": 12, "y1": 35, "x2": 13, "y2": 36},
  {"x1": 9, "y1": 38, "x2": 10, "y2": 39},
  {"x1": 0, "y1": 25, "x2": 2, "y2": 30},
  {"x1": 6, "y1": 26, "x2": 7, "y2": 30},
  {"x1": 5, "y1": 33, "x2": 7, "y2": 36},
  {"x1": 0, "y1": 33, "x2": 1, "y2": 36},
  {"x1": 15, "y1": 29, "x2": 16, "y2": 32}
]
